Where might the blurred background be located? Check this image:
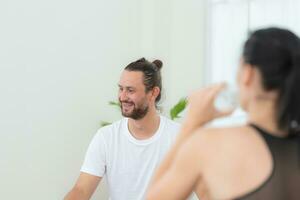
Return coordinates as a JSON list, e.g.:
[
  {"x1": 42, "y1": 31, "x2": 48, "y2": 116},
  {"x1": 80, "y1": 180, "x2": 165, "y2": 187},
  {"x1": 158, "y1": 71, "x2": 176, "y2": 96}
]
[{"x1": 0, "y1": 0, "x2": 299, "y2": 199}]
